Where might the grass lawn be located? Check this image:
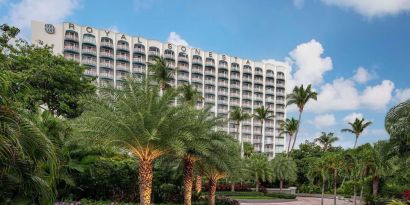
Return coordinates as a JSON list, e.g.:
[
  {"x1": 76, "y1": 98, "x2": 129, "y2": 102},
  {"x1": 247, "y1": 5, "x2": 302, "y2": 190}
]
[{"x1": 228, "y1": 195, "x2": 277, "y2": 200}]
